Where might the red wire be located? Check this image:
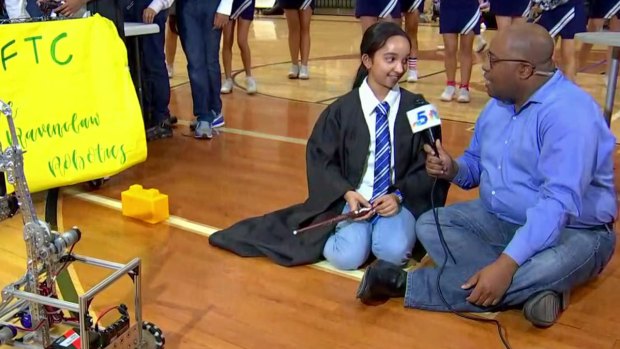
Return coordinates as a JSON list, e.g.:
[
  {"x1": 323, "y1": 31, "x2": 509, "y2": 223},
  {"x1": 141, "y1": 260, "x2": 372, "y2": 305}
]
[{"x1": 96, "y1": 306, "x2": 120, "y2": 326}]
